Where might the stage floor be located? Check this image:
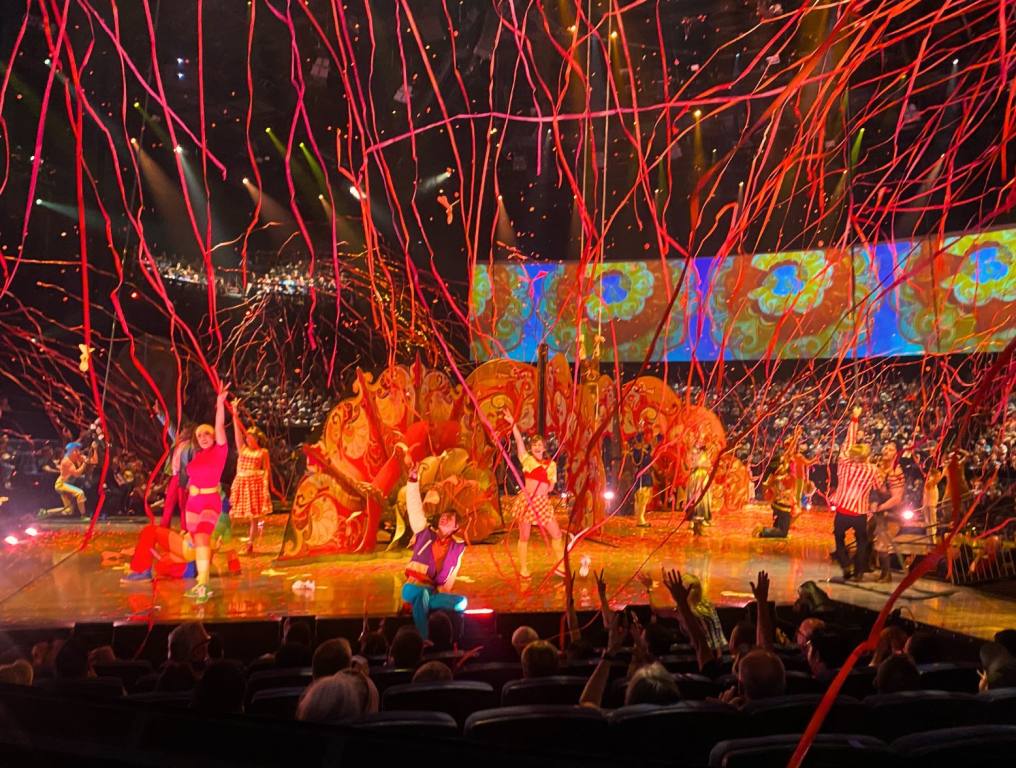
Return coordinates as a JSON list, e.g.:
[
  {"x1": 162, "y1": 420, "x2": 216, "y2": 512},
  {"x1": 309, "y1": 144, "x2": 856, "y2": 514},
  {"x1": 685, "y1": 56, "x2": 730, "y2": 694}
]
[{"x1": 0, "y1": 503, "x2": 1013, "y2": 640}]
